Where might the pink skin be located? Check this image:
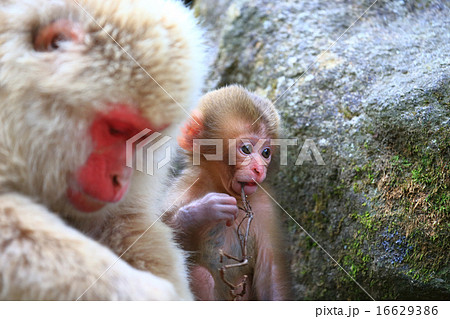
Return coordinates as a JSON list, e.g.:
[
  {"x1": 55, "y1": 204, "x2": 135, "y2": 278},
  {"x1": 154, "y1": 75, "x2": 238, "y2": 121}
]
[
  {"x1": 230, "y1": 137, "x2": 271, "y2": 195},
  {"x1": 178, "y1": 193, "x2": 238, "y2": 230},
  {"x1": 179, "y1": 137, "x2": 271, "y2": 231},
  {"x1": 67, "y1": 104, "x2": 167, "y2": 213}
]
